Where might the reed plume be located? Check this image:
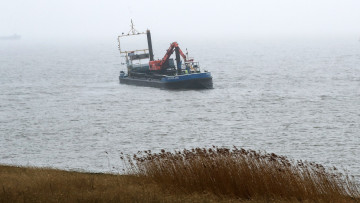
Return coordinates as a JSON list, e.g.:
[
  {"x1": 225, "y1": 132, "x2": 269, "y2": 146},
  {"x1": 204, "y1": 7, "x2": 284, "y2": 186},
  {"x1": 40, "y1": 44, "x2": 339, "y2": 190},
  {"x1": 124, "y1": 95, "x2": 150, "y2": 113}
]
[{"x1": 123, "y1": 146, "x2": 360, "y2": 202}]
